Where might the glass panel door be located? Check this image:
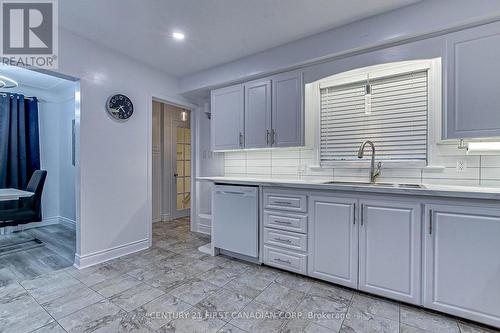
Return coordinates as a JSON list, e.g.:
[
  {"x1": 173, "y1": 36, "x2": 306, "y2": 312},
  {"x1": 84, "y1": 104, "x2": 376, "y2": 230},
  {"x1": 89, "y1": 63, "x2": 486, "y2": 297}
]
[{"x1": 174, "y1": 124, "x2": 190, "y2": 216}]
